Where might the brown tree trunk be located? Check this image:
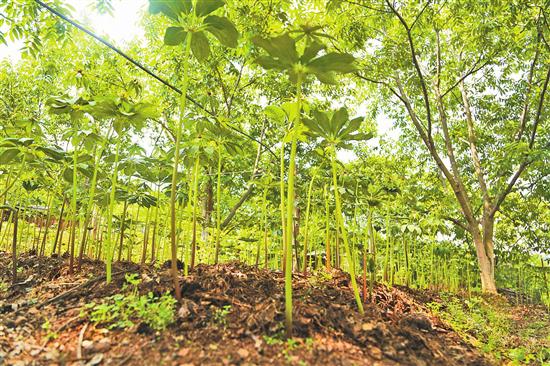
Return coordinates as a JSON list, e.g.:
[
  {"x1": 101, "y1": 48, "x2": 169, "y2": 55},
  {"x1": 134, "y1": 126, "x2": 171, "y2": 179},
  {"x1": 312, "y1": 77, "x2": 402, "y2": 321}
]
[{"x1": 470, "y1": 219, "x2": 497, "y2": 293}]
